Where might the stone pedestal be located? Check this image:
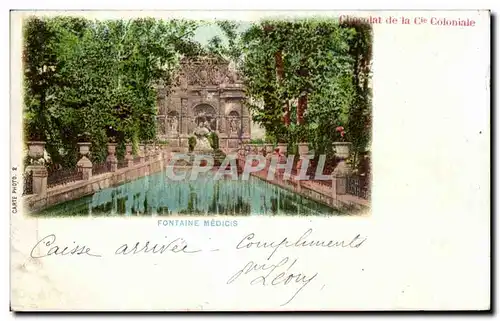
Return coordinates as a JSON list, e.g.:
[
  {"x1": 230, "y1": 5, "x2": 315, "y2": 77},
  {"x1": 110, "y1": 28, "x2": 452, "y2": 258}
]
[
  {"x1": 106, "y1": 143, "x2": 118, "y2": 172},
  {"x1": 332, "y1": 142, "x2": 352, "y2": 196},
  {"x1": 296, "y1": 142, "x2": 309, "y2": 175},
  {"x1": 26, "y1": 165, "x2": 48, "y2": 196},
  {"x1": 77, "y1": 142, "x2": 93, "y2": 180},
  {"x1": 154, "y1": 146, "x2": 161, "y2": 161},
  {"x1": 277, "y1": 143, "x2": 287, "y2": 155},
  {"x1": 125, "y1": 143, "x2": 134, "y2": 167},
  {"x1": 180, "y1": 135, "x2": 189, "y2": 149},
  {"x1": 139, "y1": 144, "x2": 146, "y2": 164}
]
